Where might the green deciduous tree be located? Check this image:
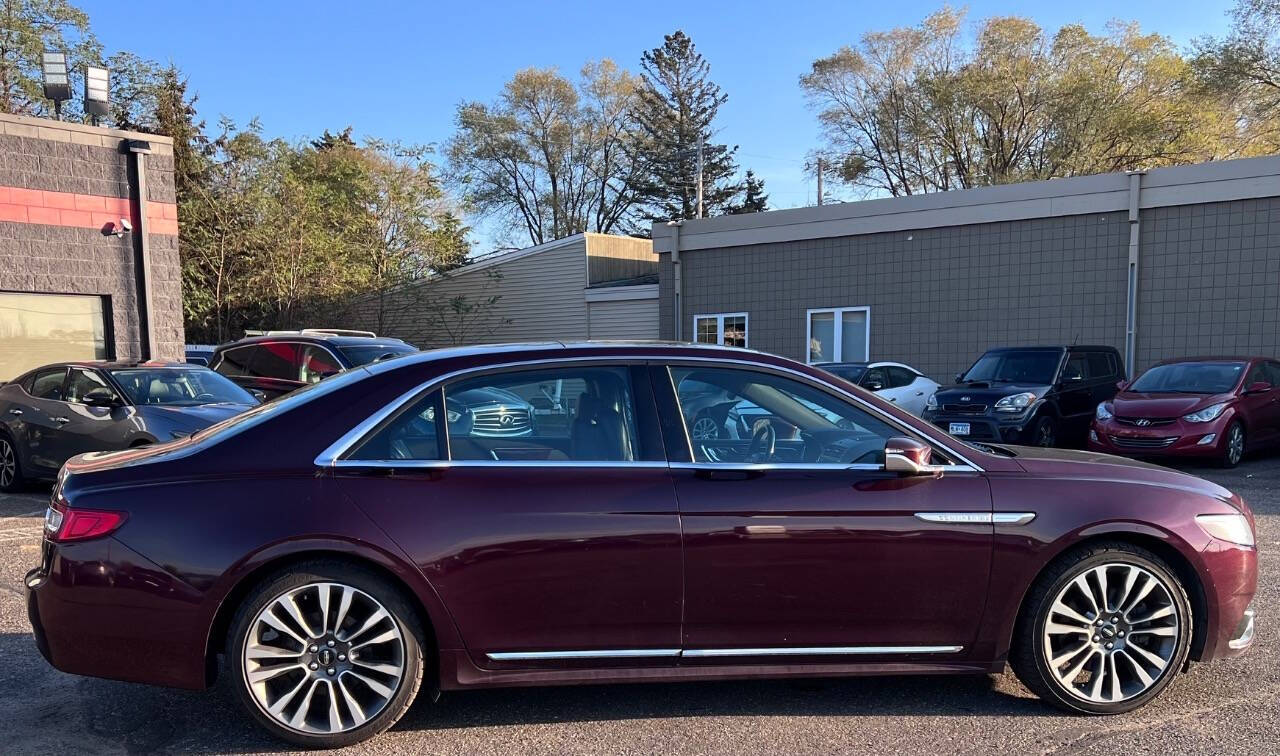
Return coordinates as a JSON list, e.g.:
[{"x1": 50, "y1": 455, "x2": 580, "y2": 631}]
[
  {"x1": 802, "y1": 7, "x2": 1250, "y2": 198},
  {"x1": 0, "y1": 0, "x2": 99, "y2": 117},
  {"x1": 1194, "y1": 0, "x2": 1280, "y2": 151},
  {"x1": 629, "y1": 30, "x2": 742, "y2": 221},
  {"x1": 447, "y1": 61, "x2": 643, "y2": 246}
]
